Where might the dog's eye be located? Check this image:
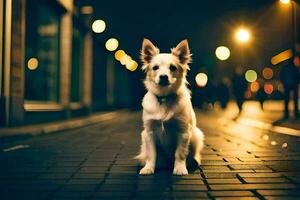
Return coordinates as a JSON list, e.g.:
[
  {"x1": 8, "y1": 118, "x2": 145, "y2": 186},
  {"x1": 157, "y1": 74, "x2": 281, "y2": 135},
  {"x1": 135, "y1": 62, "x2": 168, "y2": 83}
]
[
  {"x1": 152, "y1": 65, "x2": 159, "y2": 71},
  {"x1": 169, "y1": 65, "x2": 177, "y2": 72}
]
